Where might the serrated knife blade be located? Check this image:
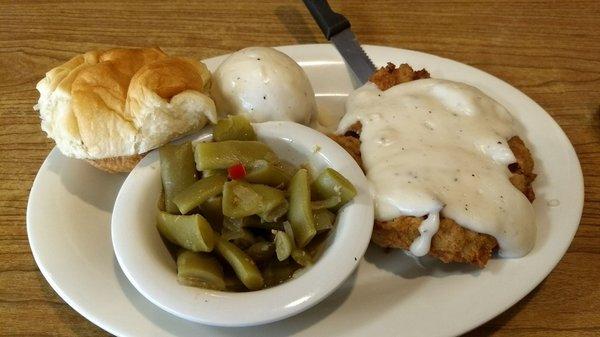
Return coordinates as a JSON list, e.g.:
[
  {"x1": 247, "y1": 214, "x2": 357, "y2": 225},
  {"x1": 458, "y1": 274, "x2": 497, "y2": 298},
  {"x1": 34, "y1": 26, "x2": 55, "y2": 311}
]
[
  {"x1": 302, "y1": 0, "x2": 377, "y2": 86},
  {"x1": 329, "y1": 28, "x2": 376, "y2": 85}
]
